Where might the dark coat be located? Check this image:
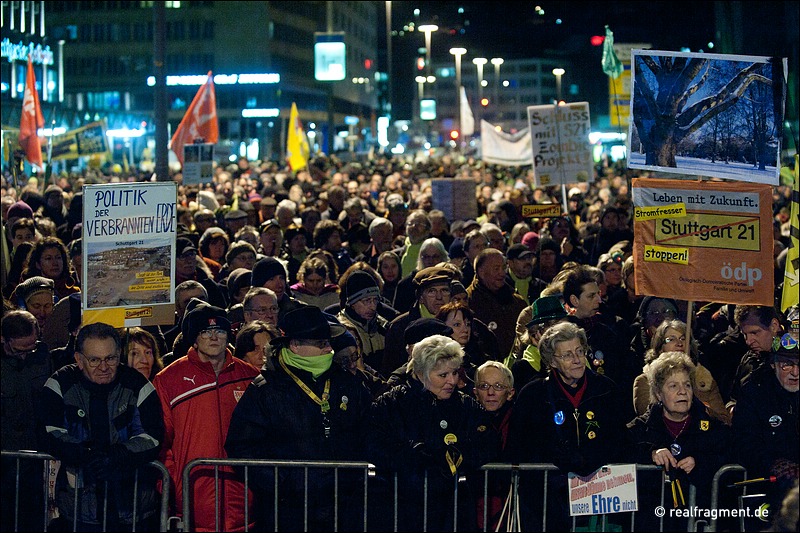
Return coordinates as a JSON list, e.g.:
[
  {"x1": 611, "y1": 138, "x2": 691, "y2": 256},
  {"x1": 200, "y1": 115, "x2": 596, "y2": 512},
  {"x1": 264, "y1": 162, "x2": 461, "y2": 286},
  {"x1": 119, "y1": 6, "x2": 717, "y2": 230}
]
[
  {"x1": 508, "y1": 370, "x2": 627, "y2": 475},
  {"x1": 224, "y1": 355, "x2": 373, "y2": 530},
  {"x1": 732, "y1": 364, "x2": 799, "y2": 483},
  {"x1": 41, "y1": 365, "x2": 164, "y2": 526},
  {"x1": 626, "y1": 398, "x2": 729, "y2": 507},
  {"x1": 467, "y1": 279, "x2": 528, "y2": 361},
  {"x1": 367, "y1": 378, "x2": 499, "y2": 531}
]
